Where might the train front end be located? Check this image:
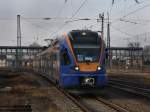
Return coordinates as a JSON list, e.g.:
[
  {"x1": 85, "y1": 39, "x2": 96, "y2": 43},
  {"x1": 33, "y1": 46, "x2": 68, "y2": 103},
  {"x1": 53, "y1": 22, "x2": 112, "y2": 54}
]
[{"x1": 59, "y1": 30, "x2": 107, "y2": 88}]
